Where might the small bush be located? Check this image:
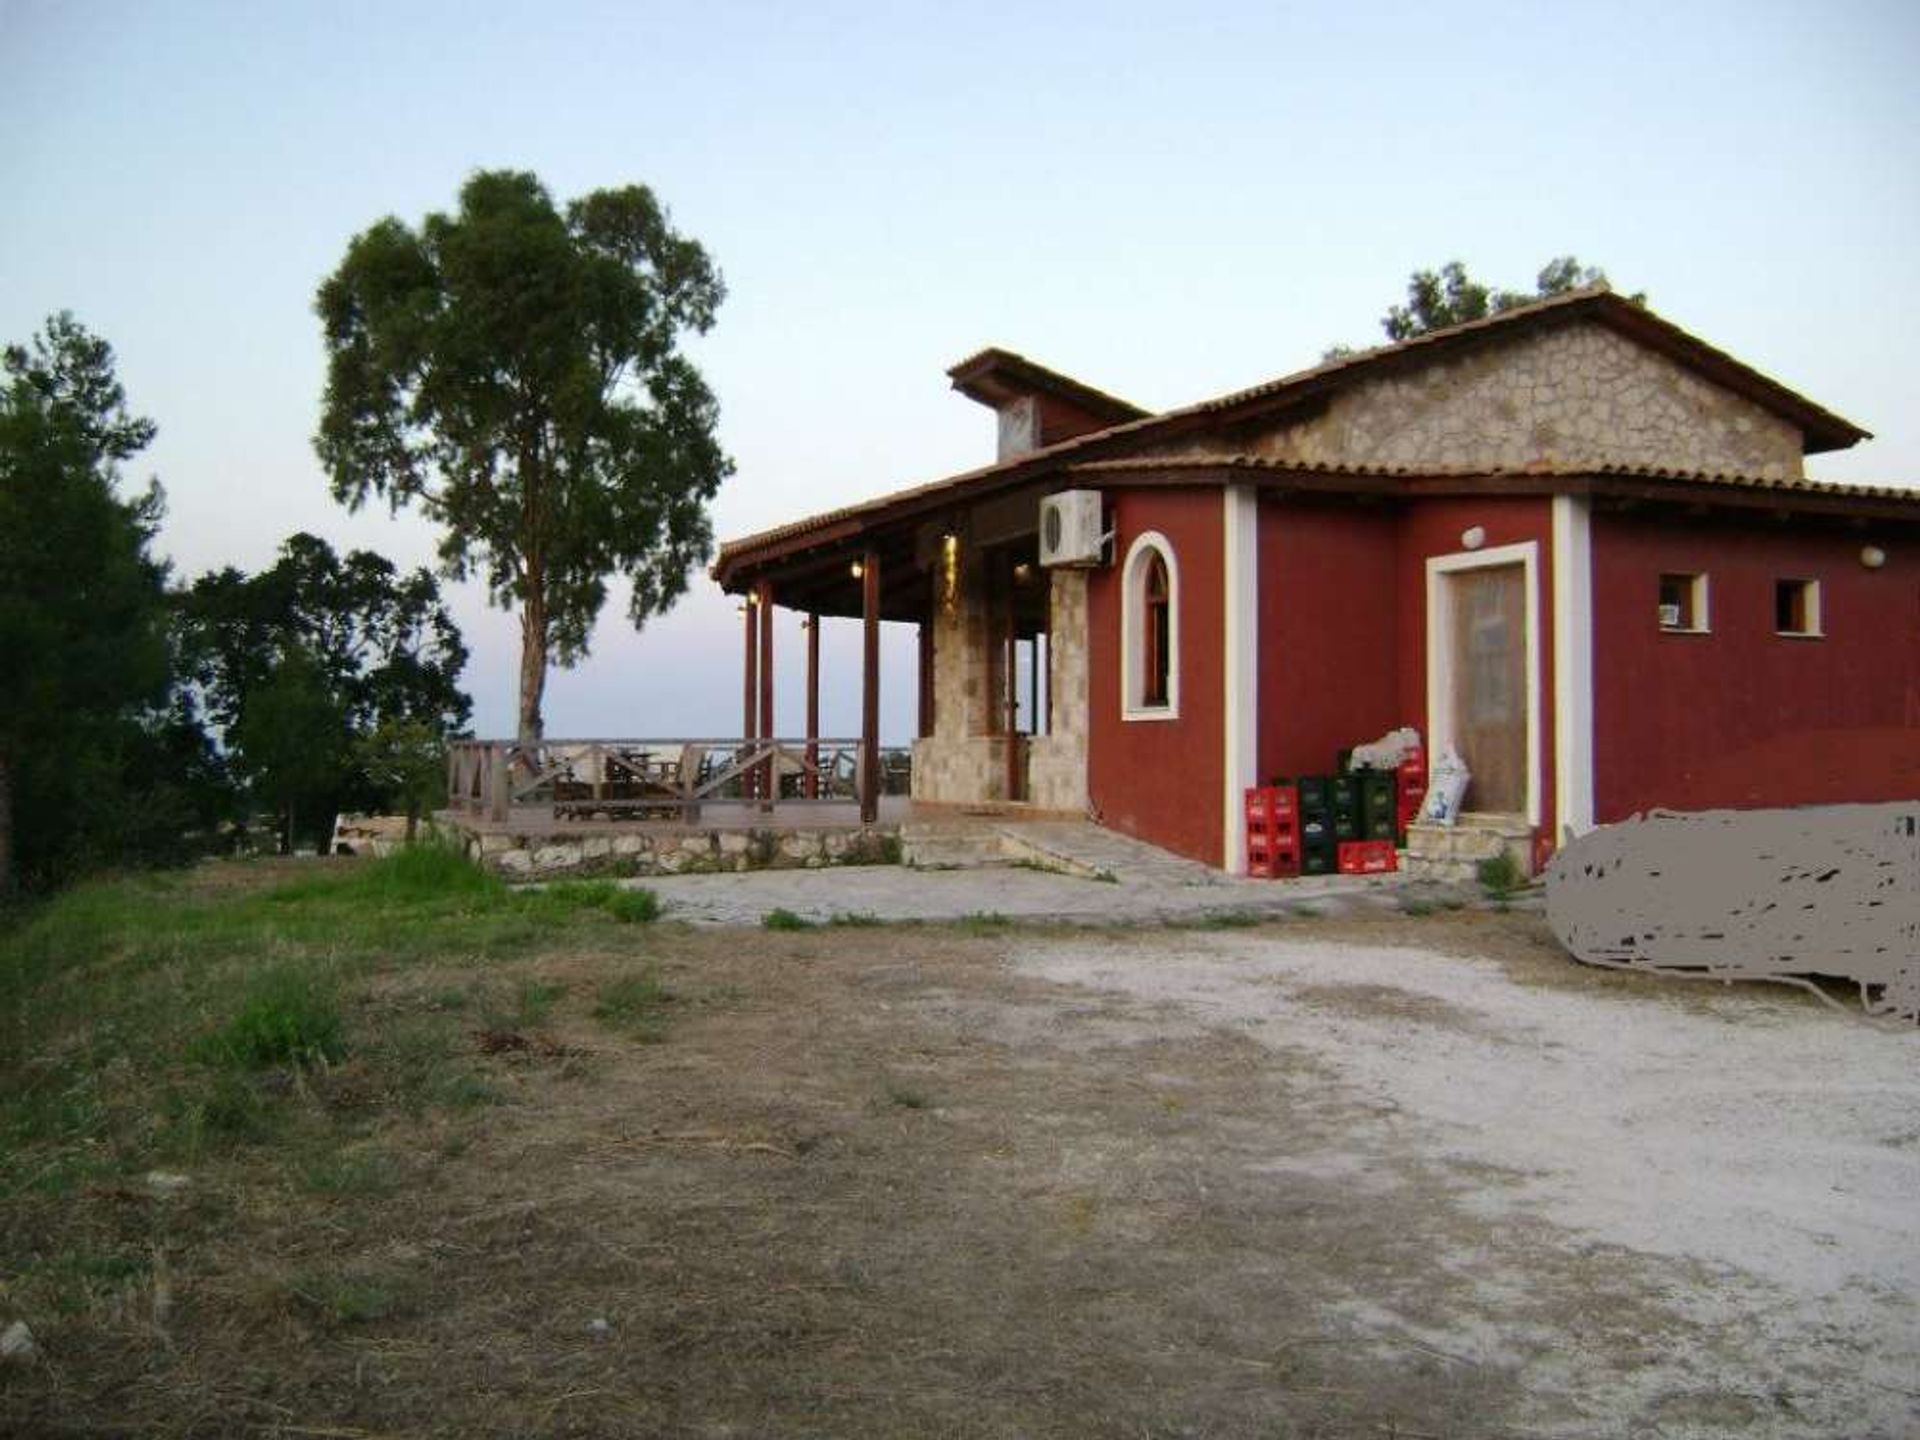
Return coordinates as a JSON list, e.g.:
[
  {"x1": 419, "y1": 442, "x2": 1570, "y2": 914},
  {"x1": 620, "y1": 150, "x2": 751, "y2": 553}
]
[
  {"x1": 1476, "y1": 850, "x2": 1526, "y2": 897},
  {"x1": 828, "y1": 911, "x2": 884, "y2": 928},
  {"x1": 601, "y1": 887, "x2": 660, "y2": 924},
  {"x1": 191, "y1": 964, "x2": 345, "y2": 1070},
  {"x1": 763, "y1": 908, "x2": 812, "y2": 931},
  {"x1": 525, "y1": 880, "x2": 660, "y2": 924}
]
